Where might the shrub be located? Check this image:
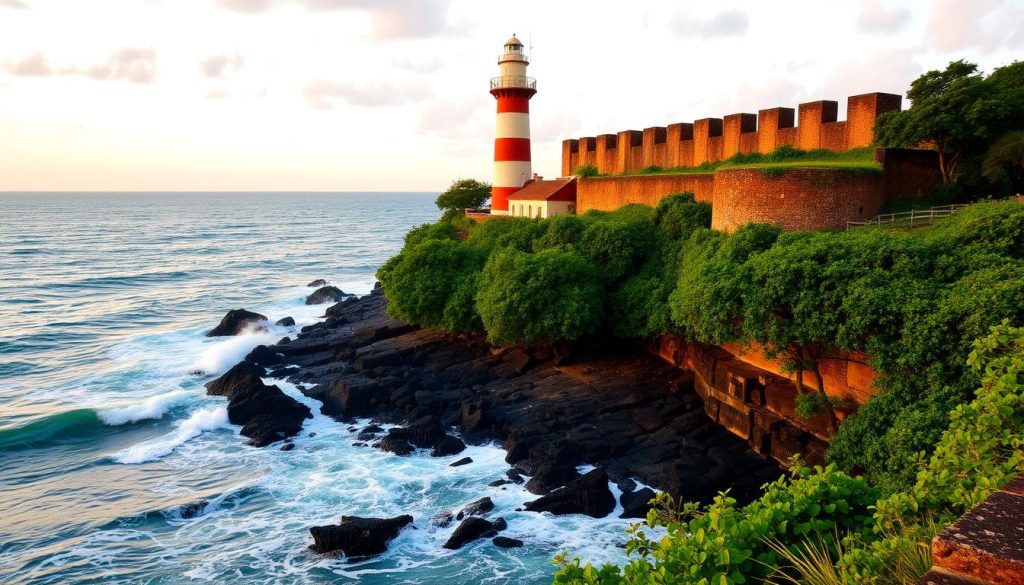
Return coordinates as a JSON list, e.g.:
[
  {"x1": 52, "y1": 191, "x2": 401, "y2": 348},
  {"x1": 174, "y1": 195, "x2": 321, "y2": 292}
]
[
  {"x1": 476, "y1": 247, "x2": 604, "y2": 345},
  {"x1": 435, "y1": 178, "x2": 491, "y2": 214},
  {"x1": 653, "y1": 193, "x2": 712, "y2": 240},
  {"x1": 575, "y1": 164, "x2": 600, "y2": 177}
]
